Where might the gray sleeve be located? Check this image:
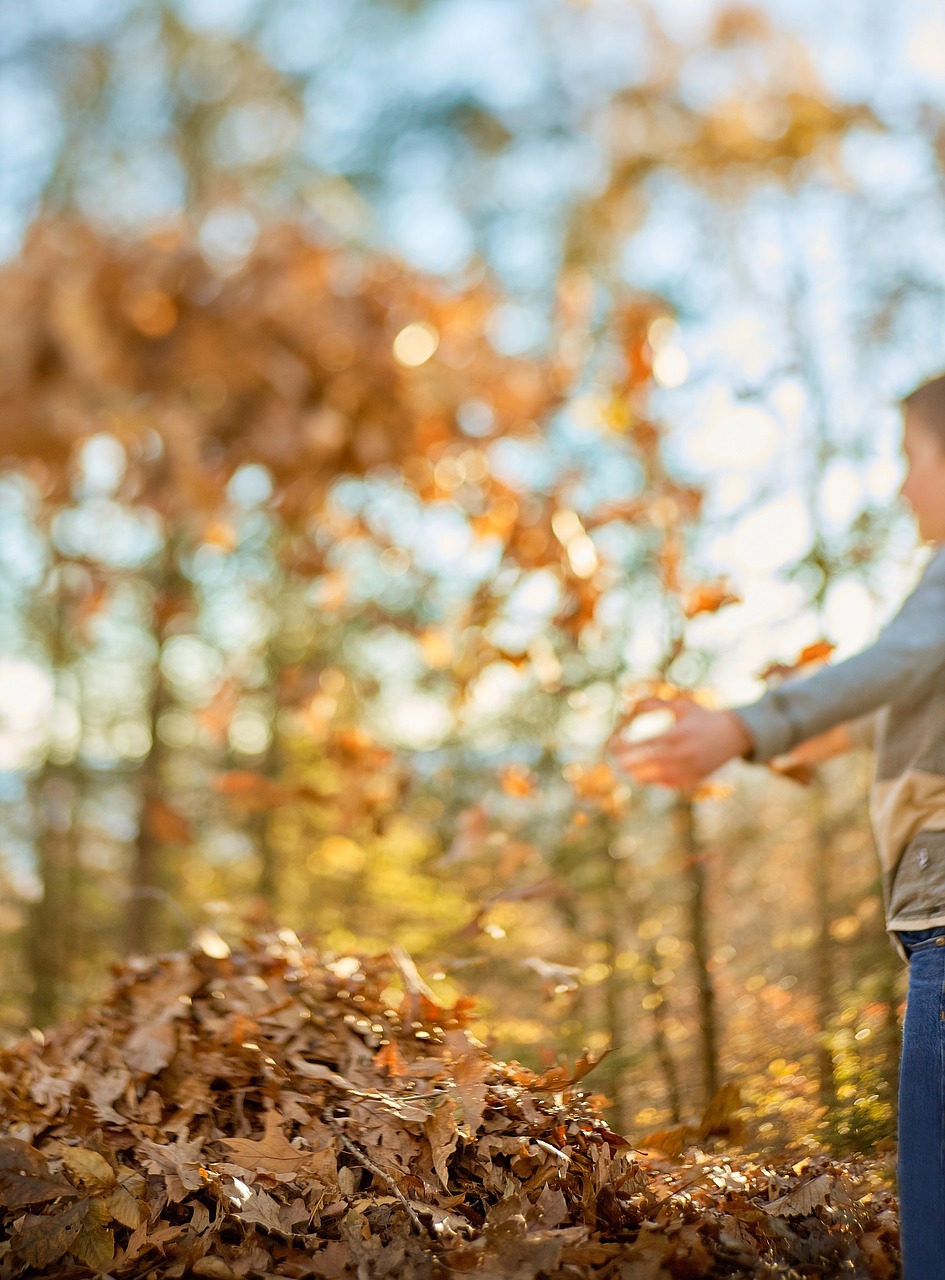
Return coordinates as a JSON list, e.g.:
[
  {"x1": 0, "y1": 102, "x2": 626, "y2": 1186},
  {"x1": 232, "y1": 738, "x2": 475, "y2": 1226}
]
[{"x1": 732, "y1": 549, "x2": 945, "y2": 763}]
